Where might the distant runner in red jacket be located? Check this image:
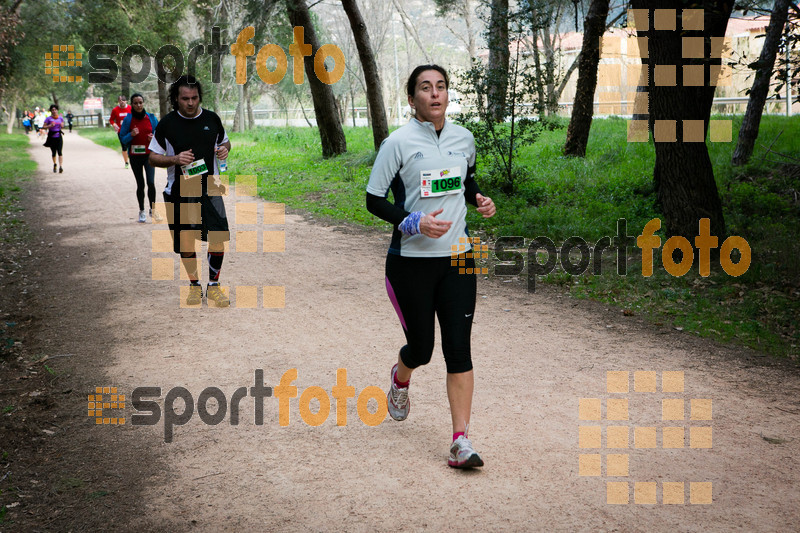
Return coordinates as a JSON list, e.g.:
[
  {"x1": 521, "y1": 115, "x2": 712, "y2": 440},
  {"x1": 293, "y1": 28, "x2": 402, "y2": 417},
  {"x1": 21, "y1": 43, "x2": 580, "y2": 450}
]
[{"x1": 109, "y1": 94, "x2": 132, "y2": 169}]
